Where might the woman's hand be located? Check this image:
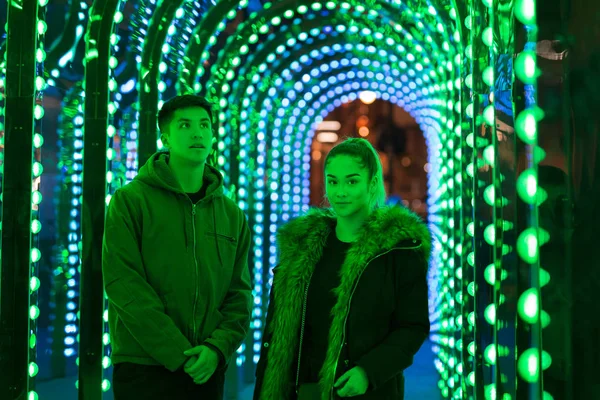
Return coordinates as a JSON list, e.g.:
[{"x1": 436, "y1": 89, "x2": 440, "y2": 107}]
[{"x1": 334, "y1": 366, "x2": 369, "y2": 397}]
